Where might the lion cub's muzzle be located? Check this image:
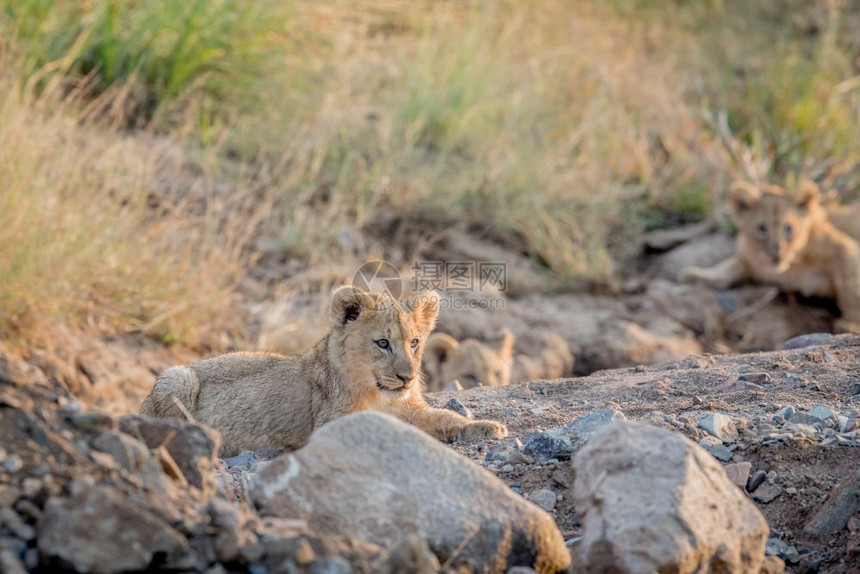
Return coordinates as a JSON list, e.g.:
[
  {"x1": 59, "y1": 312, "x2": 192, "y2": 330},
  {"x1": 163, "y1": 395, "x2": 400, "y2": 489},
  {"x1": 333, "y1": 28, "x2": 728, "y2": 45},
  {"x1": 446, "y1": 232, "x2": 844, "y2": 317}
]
[{"x1": 376, "y1": 374, "x2": 414, "y2": 393}]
